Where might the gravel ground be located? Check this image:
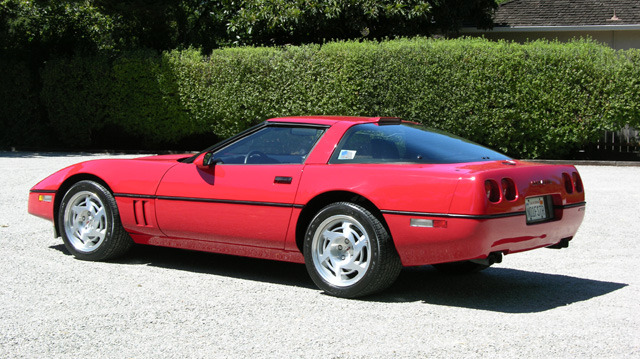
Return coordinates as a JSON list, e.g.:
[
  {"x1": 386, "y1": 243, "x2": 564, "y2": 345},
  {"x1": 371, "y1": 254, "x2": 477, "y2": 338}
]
[{"x1": 0, "y1": 152, "x2": 638, "y2": 358}]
